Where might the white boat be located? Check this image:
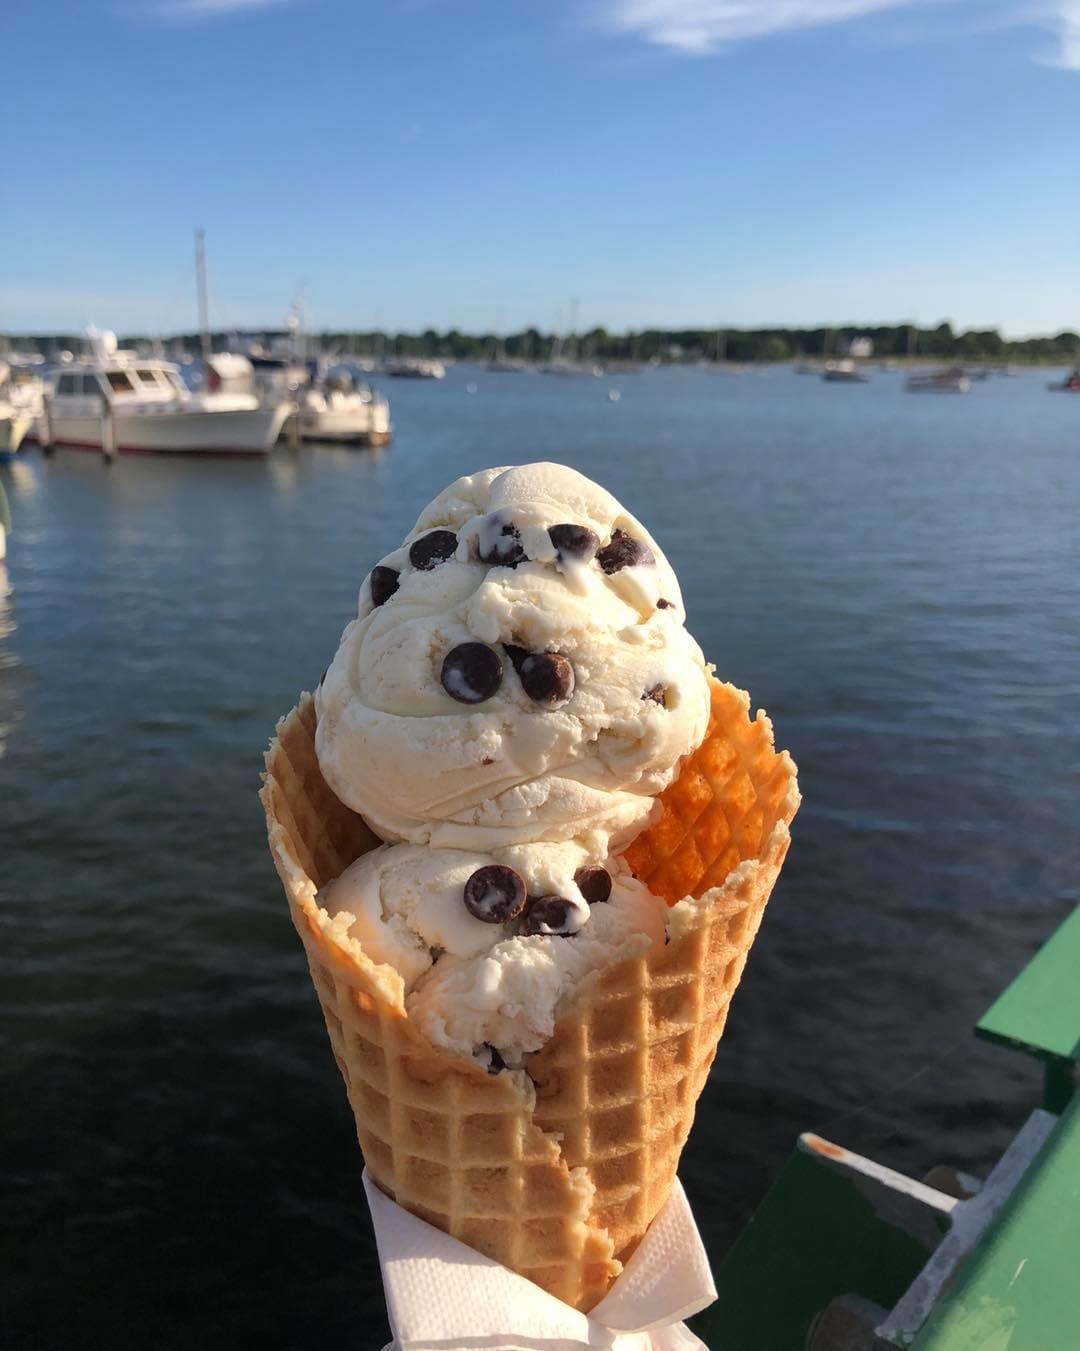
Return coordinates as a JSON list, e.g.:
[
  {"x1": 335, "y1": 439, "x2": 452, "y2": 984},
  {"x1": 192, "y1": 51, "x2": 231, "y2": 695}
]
[
  {"x1": 906, "y1": 367, "x2": 971, "y2": 393},
  {"x1": 0, "y1": 361, "x2": 44, "y2": 457},
  {"x1": 234, "y1": 350, "x2": 310, "y2": 402},
  {"x1": 0, "y1": 401, "x2": 32, "y2": 459},
  {"x1": 822, "y1": 359, "x2": 869, "y2": 383},
  {"x1": 42, "y1": 331, "x2": 289, "y2": 456},
  {"x1": 383, "y1": 356, "x2": 446, "y2": 379},
  {"x1": 213, "y1": 353, "x2": 394, "y2": 446},
  {"x1": 291, "y1": 373, "x2": 393, "y2": 445},
  {"x1": 538, "y1": 358, "x2": 597, "y2": 377}
]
